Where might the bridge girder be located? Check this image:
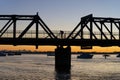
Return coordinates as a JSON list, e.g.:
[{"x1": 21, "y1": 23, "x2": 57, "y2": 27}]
[
  {"x1": 67, "y1": 14, "x2": 120, "y2": 41},
  {"x1": 0, "y1": 13, "x2": 57, "y2": 48},
  {"x1": 0, "y1": 14, "x2": 120, "y2": 49}
]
